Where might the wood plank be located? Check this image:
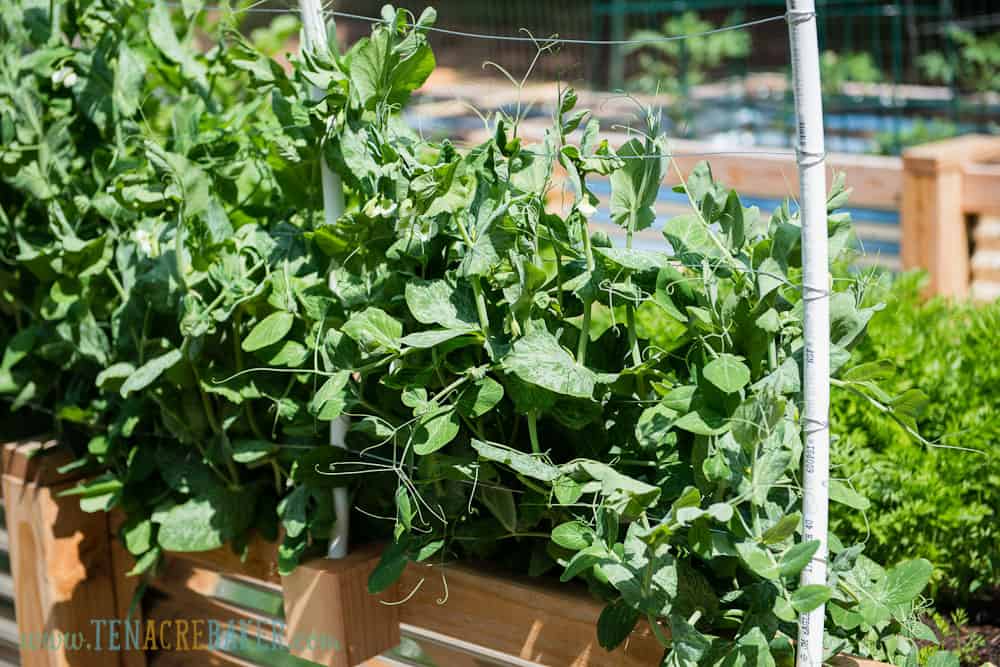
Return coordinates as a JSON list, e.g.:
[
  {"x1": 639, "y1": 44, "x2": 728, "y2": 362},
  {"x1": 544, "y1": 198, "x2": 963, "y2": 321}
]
[
  {"x1": 148, "y1": 643, "x2": 258, "y2": 667},
  {"x1": 109, "y1": 510, "x2": 147, "y2": 667},
  {"x1": 281, "y1": 545, "x2": 400, "y2": 667},
  {"x1": 150, "y1": 568, "x2": 279, "y2": 633},
  {"x1": 396, "y1": 563, "x2": 663, "y2": 667},
  {"x1": 173, "y1": 536, "x2": 281, "y2": 586},
  {"x1": 962, "y1": 162, "x2": 1000, "y2": 215},
  {"x1": 400, "y1": 624, "x2": 543, "y2": 667},
  {"x1": 904, "y1": 134, "x2": 1000, "y2": 172},
  {"x1": 901, "y1": 154, "x2": 970, "y2": 297},
  {"x1": 2, "y1": 440, "x2": 122, "y2": 667},
  {"x1": 163, "y1": 539, "x2": 895, "y2": 667},
  {"x1": 0, "y1": 439, "x2": 79, "y2": 488}
]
